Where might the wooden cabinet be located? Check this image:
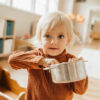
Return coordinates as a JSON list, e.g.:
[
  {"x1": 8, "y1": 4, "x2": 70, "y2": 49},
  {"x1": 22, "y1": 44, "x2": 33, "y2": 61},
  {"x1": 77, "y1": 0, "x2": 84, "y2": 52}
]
[{"x1": 0, "y1": 18, "x2": 15, "y2": 57}]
